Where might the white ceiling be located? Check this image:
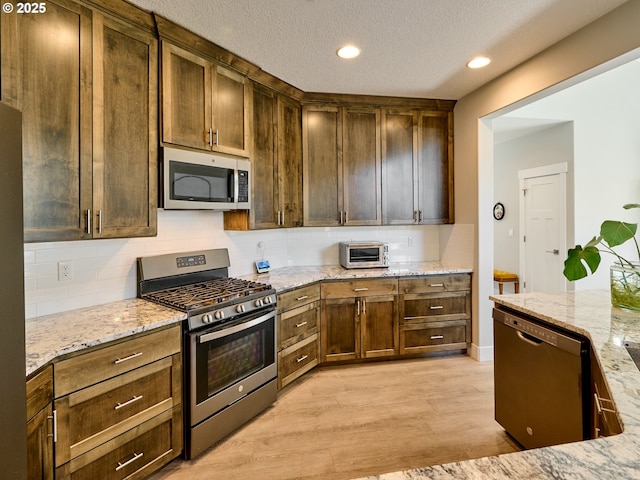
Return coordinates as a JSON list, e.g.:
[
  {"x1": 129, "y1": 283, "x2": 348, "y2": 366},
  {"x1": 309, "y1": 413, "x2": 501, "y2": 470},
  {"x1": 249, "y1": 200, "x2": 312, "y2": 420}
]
[{"x1": 128, "y1": 0, "x2": 627, "y2": 99}]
